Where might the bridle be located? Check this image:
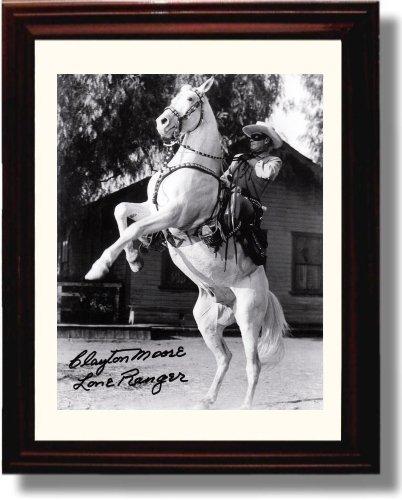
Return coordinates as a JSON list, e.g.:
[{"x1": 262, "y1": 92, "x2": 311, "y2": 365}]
[
  {"x1": 154, "y1": 86, "x2": 226, "y2": 240},
  {"x1": 163, "y1": 88, "x2": 204, "y2": 137},
  {"x1": 162, "y1": 88, "x2": 224, "y2": 162}
]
